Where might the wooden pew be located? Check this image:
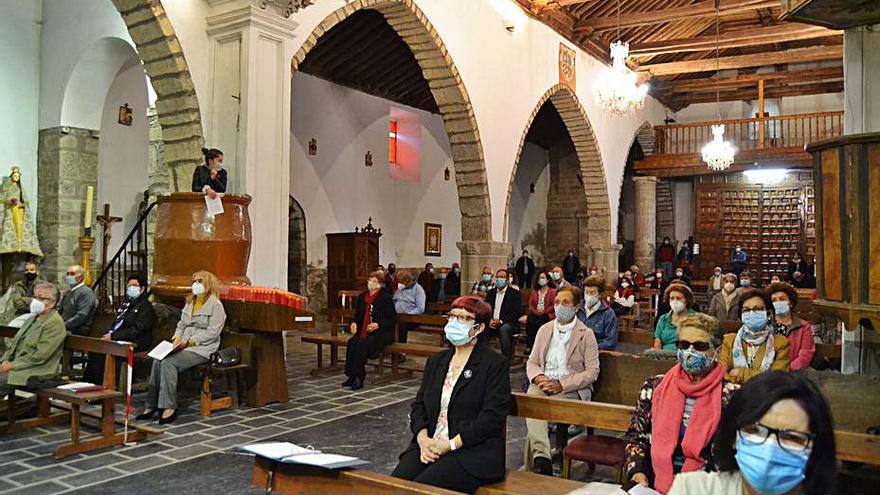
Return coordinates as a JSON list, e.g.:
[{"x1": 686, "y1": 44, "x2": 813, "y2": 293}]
[{"x1": 0, "y1": 325, "x2": 158, "y2": 458}]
